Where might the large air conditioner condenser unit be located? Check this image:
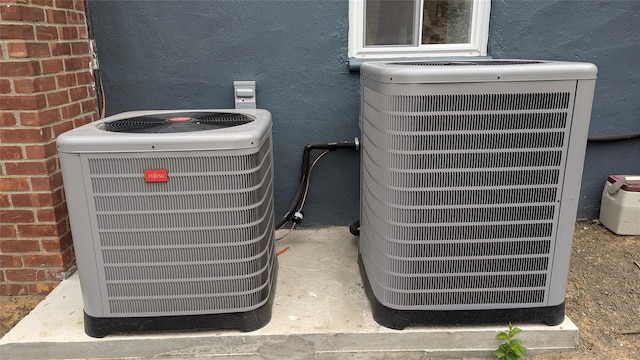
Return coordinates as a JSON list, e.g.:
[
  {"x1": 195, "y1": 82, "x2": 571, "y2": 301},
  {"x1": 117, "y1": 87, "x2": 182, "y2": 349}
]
[
  {"x1": 57, "y1": 110, "x2": 277, "y2": 337},
  {"x1": 359, "y1": 60, "x2": 597, "y2": 329}
]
